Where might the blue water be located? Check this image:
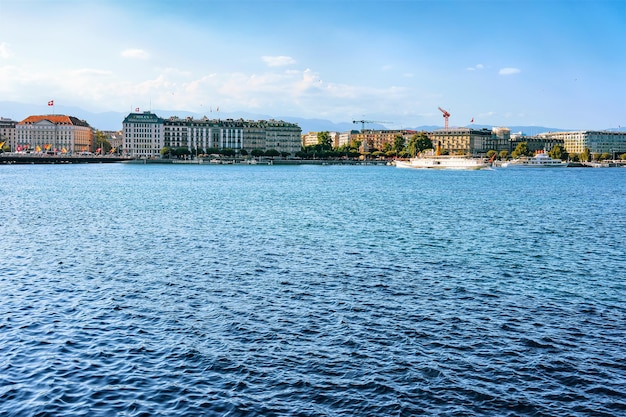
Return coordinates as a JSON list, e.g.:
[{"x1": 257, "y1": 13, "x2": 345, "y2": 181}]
[{"x1": 1, "y1": 164, "x2": 625, "y2": 416}]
